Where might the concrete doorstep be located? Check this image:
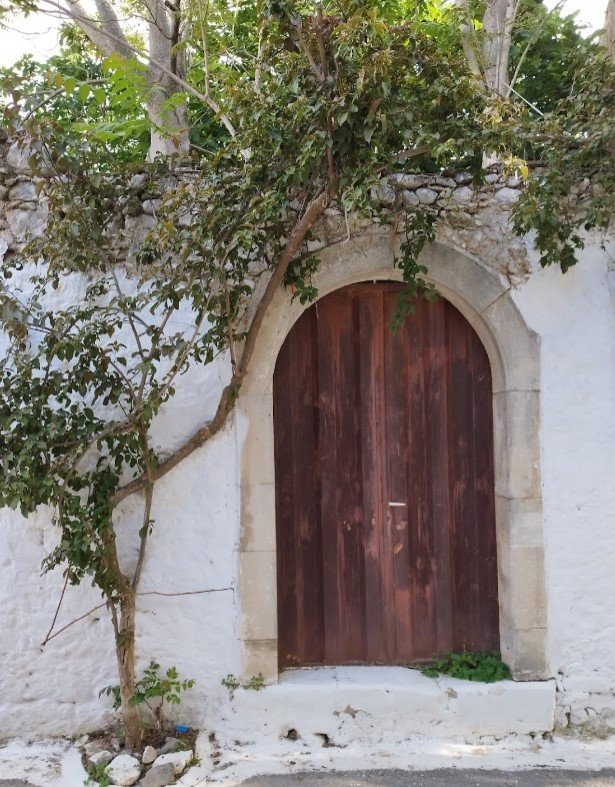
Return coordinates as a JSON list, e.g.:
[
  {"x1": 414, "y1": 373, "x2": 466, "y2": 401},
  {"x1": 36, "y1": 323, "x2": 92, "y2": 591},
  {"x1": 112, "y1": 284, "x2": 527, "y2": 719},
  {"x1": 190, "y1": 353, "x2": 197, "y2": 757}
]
[{"x1": 217, "y1": 667, "x2": 557, "y2": 746}]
